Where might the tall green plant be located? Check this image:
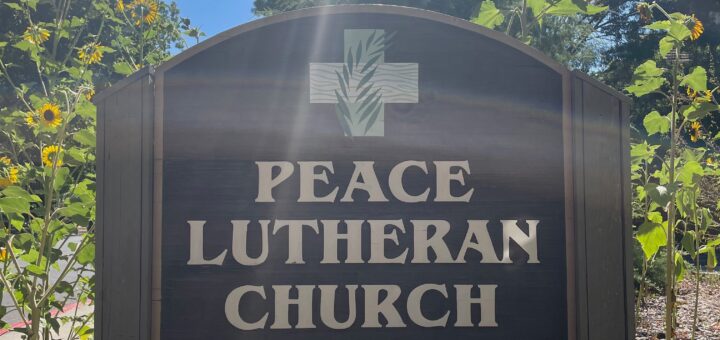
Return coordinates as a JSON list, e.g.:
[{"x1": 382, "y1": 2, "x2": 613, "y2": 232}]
[
  {"x1": 0, "y1": 0, "x2": 197, "y2": 338},
  {"x1": 628, "y1": 2, "x2": 719, "y2": 339}
]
